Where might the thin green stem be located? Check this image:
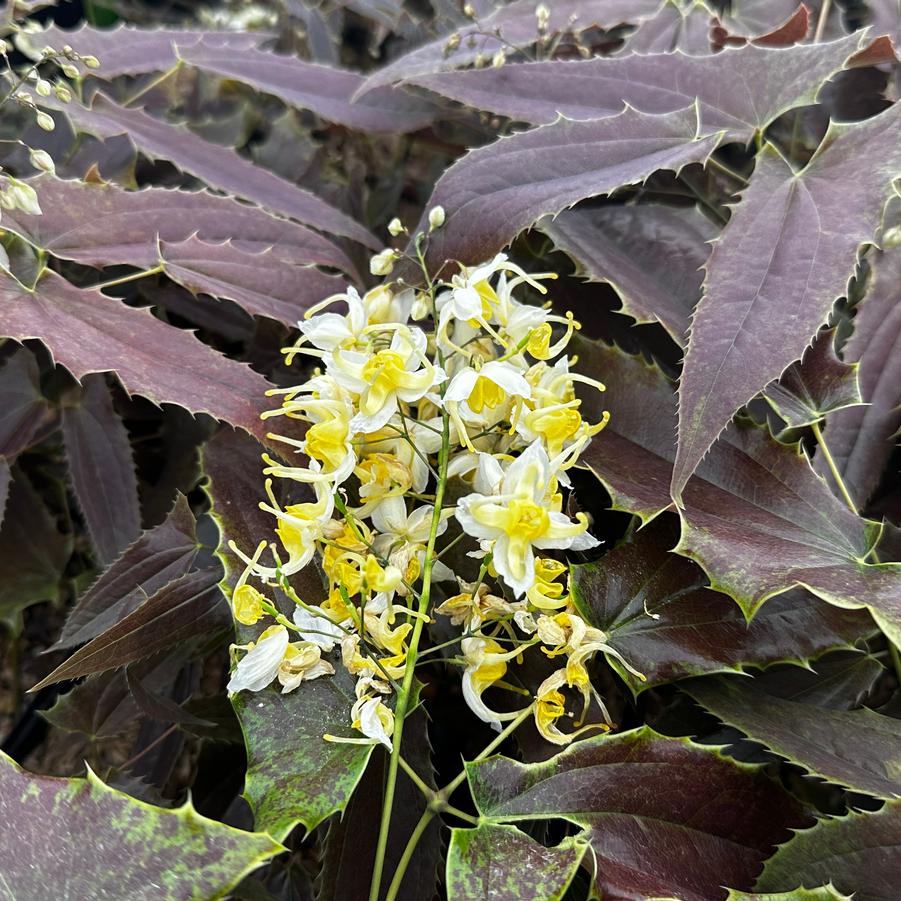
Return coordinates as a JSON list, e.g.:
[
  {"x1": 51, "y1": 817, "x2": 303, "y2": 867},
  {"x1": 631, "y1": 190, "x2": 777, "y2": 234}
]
[
  {"x1": 91, "y1": 264, "x2": 164, "y2": 291},
  {"x1": 398, "y1": 754, "x2": 435, "y2": 802},
  {"x1": 814, "y1": 0, "x2": 832, "y2": 42},
  {"x1": 383, "y1": 809, "x2": 436, "y2": 901},
  {"x1": 122, "y1": 61, "x2": 182, "y2": 107},
  {"x1": 811, "y1": 420, "x2": 858, "y2": 513}
]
